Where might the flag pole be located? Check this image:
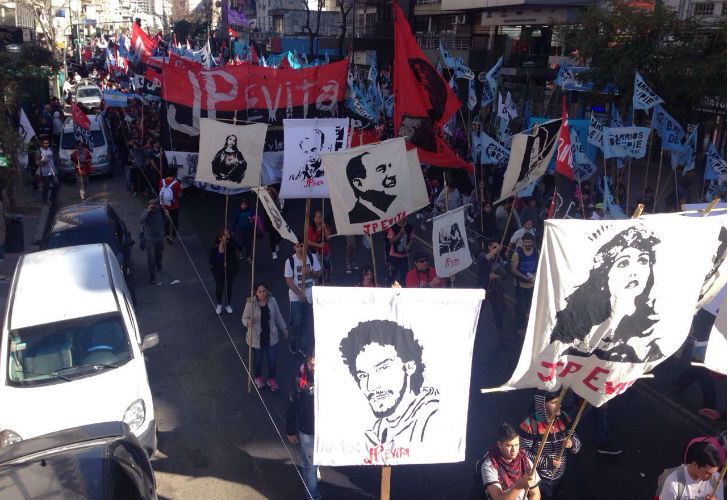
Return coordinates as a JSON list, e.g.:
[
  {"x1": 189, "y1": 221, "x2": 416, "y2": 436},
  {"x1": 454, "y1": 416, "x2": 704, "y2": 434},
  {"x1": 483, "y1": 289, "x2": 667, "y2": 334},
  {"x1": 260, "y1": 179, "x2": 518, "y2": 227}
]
[
  {"x1": 369, "y1": 233, "x2": 379, "y2": 287},
  {"x1": 653, "y1": 149, "x2": 664, "y2": 213},
  {"x1": 247, "y1": 189, "x2": 260, "y2": 394},
  {"x1": 380, "y1": 464, "x2": 392, "y2": 500},
  {"x1": 443, "y1": 175, "x2": 454, "y2": 289},
  {"x1": 642, "y1": 128, "x2": 655, "y2": 199},
  {"x1": 530, "y1": 386, "x2": 569, "y2": 475},
  {"x1": 711, "y1": 463, "x2": 726, "y2": 498},
  {"x1": 551, "y1": 398, "x2": 588, "y2": 472}
]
